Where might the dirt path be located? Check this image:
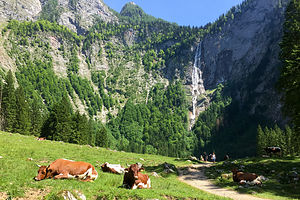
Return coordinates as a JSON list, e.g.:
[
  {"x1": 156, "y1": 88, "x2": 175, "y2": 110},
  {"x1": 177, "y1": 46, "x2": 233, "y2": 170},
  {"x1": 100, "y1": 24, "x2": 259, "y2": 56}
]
[{"x1": 178, "y1": 163, "x2": 269, "y2": 200}]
